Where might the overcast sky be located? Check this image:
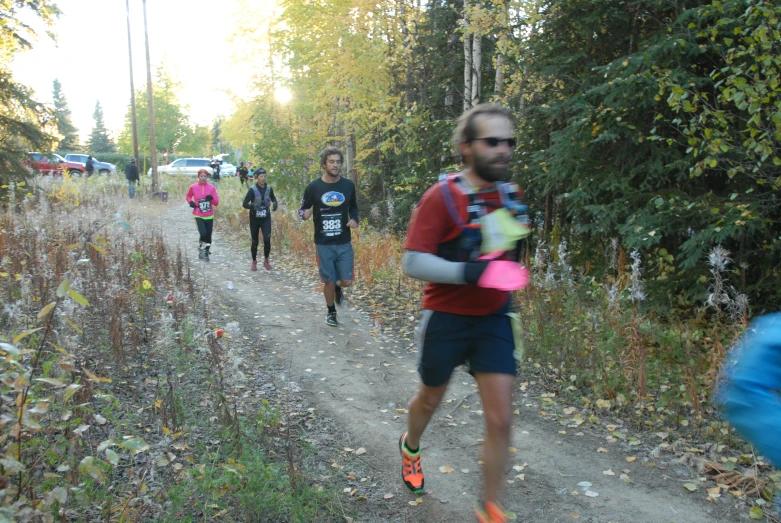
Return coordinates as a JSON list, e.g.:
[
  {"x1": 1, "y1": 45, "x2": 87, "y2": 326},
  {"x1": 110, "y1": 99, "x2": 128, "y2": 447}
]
[{"x1": 10, "y1": 0, "x2": 261, "y2": 143}]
